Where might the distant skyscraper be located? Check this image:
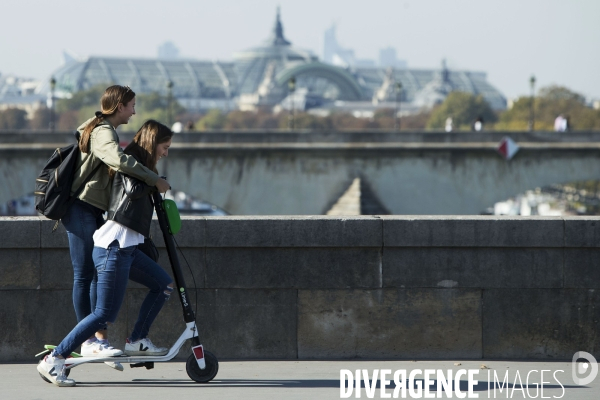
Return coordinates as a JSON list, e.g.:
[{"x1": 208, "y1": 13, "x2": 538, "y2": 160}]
[
  {"x1": 323, "y1": 25, "x2": 336, "y2": 64},
  {"x1": 379, "y1": 47, "x2": 407, "y2": 69},
  {"x1": 323, "y1": 25, "x2": 376, "y2": 68},
  {"x1": 379, "y1": 47, "x2": 397, "y2": 67},
  {"x1": 158, "y1": 41, "x2": 180, "y2": 59}
]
